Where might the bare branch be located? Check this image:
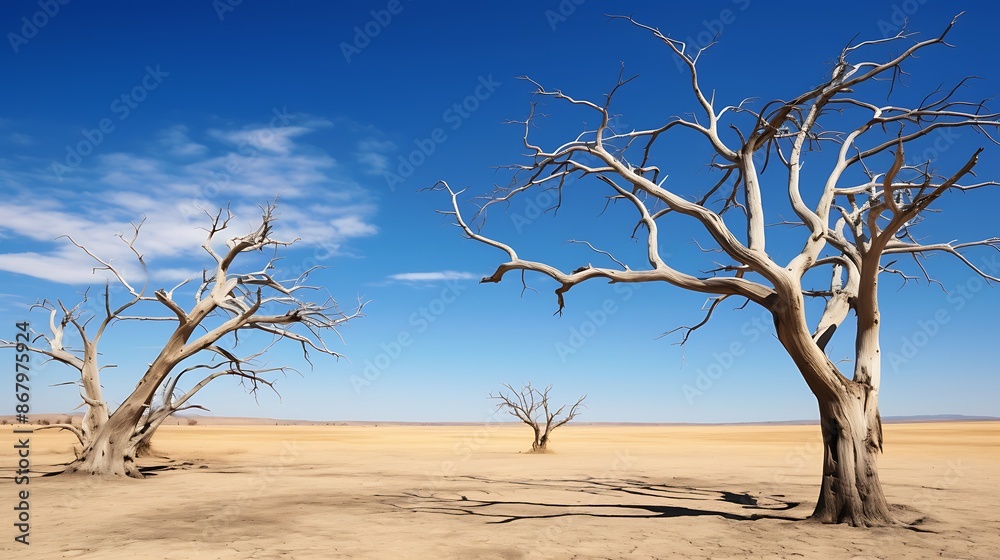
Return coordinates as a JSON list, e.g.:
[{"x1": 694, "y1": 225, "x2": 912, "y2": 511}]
[
  {"x1": 34, "y1": 423, "x2": 85, "y2": 446},
  {"x1": 659, "y1": 295, "x2": 730, "y2": 346},
  {"x1": 884, "y1": 237, "x2": 1000, "y2": 283},
  {"x1": 435, "y1": 181, "x2": 776, "y2": 315}
]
